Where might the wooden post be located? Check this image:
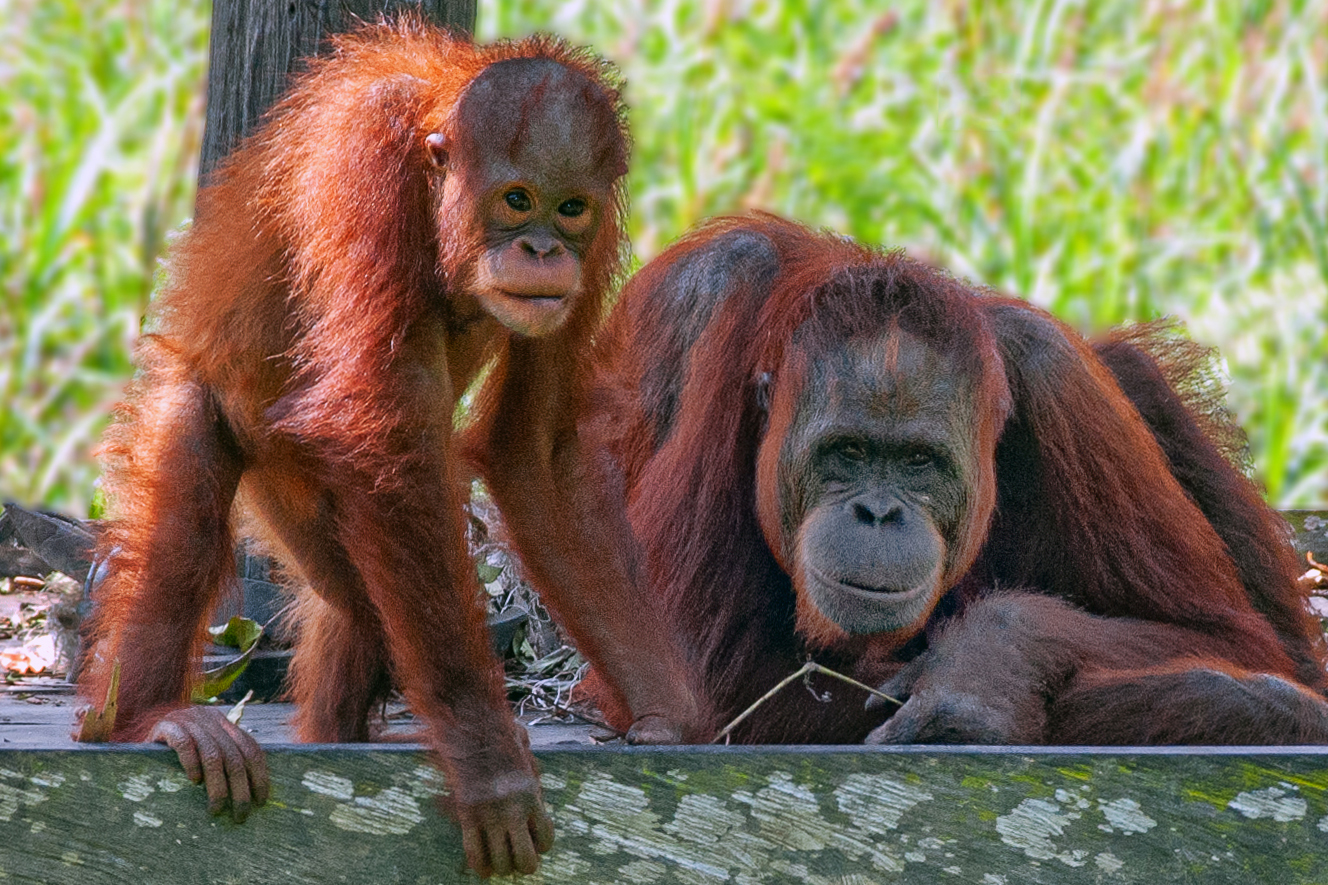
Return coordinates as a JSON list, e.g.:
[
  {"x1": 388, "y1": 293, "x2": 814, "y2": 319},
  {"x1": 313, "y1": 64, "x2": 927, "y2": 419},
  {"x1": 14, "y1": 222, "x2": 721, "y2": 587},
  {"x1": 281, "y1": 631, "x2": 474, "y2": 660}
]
[
  {"x1": 197, "y1": 0, "x2": 477, "y2": 179},
  {"x1": 190, "y1": 0, "x2": 475, "y2": 635}
]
